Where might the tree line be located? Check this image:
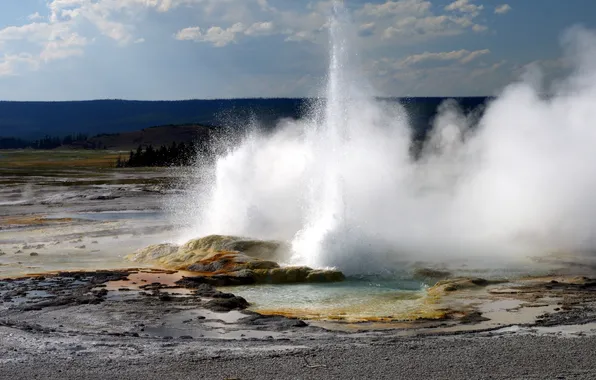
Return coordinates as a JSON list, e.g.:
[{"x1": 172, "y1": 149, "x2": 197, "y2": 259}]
[
  {"x1": 0, "y1": 133, "x2": 103, "y2": 150},
  {"x1": 116, "y1": 127, "x2": 241, "y2": 168},
  {"x1": 116, "y1": 141, "x2": 209, "y2": 167}
]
